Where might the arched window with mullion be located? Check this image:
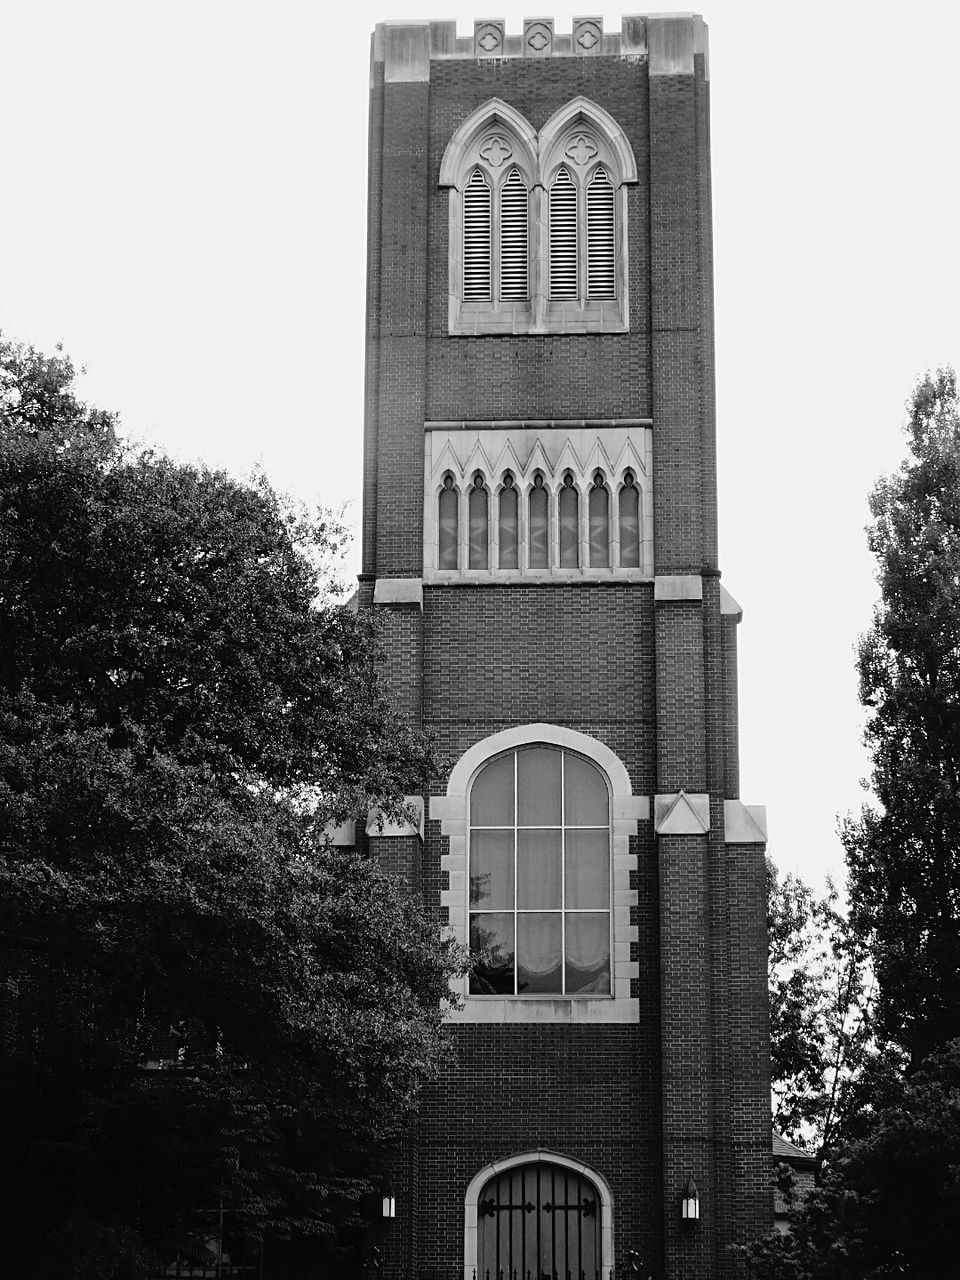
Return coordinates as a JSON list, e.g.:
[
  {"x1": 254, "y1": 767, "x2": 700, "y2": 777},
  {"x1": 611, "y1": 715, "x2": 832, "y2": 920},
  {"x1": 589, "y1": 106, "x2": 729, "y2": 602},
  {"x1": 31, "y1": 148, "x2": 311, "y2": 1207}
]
[
  {"x1": 438, "y1": 474, "x2": 459, "y2": 570},
  {"x1": 499, "y1": 473, "x2": 519, "y2": 569},
  {"x1": 619, "y1": 470, "x2": 641, "y2": 568},
  {"x1": 468, "y1": 472, "x2": 489, "y2": 570},
  {"x1": 588, "y1": 471, "x2": 609, "y2": 567},
  {"x1": 463, "y1": 169, "x2": 492, "y2": 301},
  {"x1": 559, "y1": 472, "x2": 579, "y2": 568}
]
